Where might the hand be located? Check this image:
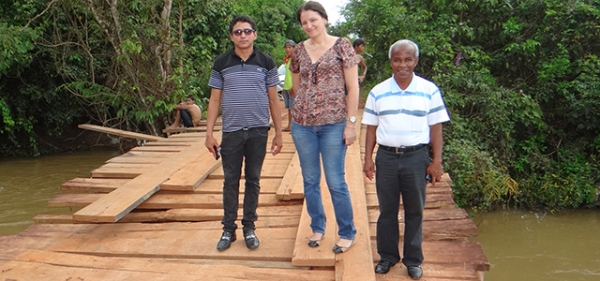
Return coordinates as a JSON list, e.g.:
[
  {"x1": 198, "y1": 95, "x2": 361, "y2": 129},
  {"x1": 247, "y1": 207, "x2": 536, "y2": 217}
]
[
  {"x1": 426, "y1": 161, "x2": 443, "y2": 186},
  {"x1": 343, "y1": 124, "x2": 356, "y2": 146},
  {"x1": 205, "y1": 135, "x2": 220, "y2": 160},
  {"x1": 270, "y1": 134, "x2": 283, "y2": 155},
  {"x1": 358, "y1": 75, "x2": 365, "y2": 83},
  {"x1": 363, "y1": 159, "x2": 375, "y2": 180}
]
